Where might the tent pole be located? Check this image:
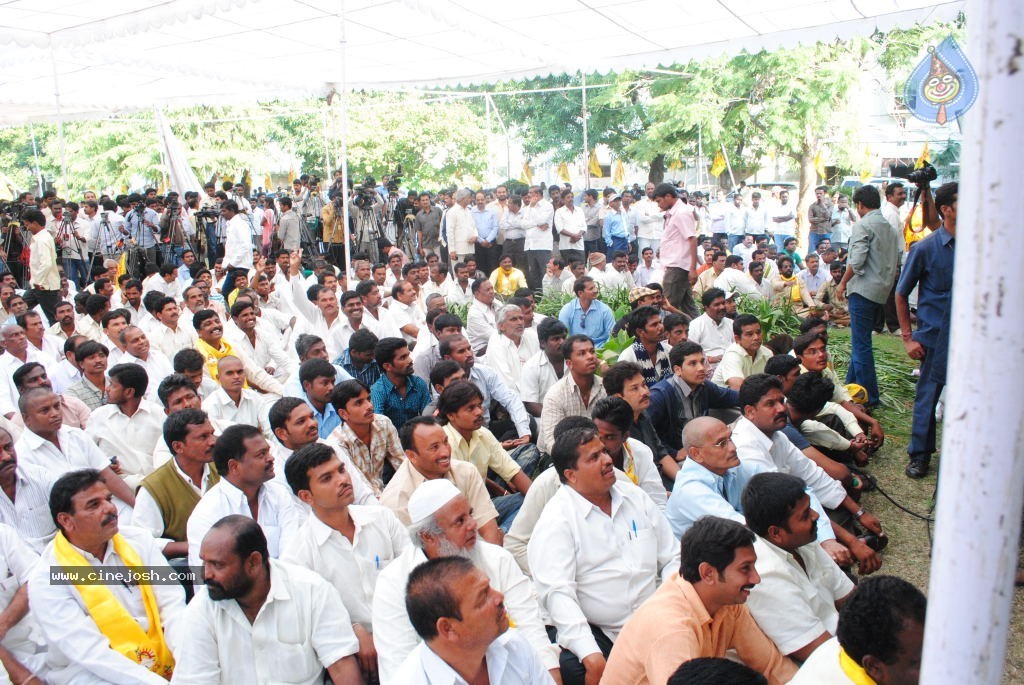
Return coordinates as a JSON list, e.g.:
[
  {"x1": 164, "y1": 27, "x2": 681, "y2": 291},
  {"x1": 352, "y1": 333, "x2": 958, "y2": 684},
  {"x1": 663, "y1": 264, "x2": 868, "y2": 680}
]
[
  {"x1": 322, "y1": 107, "x2": 332, "y2": 179},
  {"x1": 721, "y1": 144, "x2": 737, "y2": 191},
  {"x1": 28, "y1": 123, "x2": 43, "y2": 195},
  {"x1": 919, "y1": 0, "x2": 1024, "y2": 682},
  {"x1": 48, "y1": 39, "x2": 68, "y2": 193},
  {"x1": 338, "y1": 0, "x2": 352, "y2": 281},
  {"x1": 581, "y1": 73, "x2": 590, "y2": 190}
]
